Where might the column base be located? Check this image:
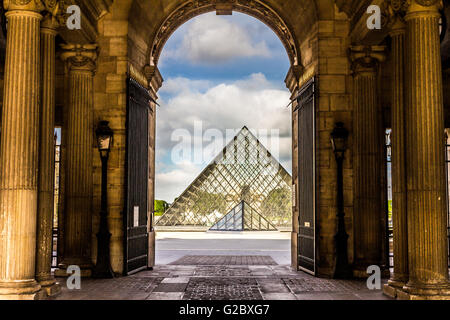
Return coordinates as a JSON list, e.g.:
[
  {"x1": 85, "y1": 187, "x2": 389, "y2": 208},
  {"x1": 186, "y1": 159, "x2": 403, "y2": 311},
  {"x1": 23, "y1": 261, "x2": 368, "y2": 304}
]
[
  {"x1": 39, "y1": 279, "x2": 61, "y2": 297},
  {"x1": 397, "y1": 289, "x2": 450, "y2": 300},
  {"x1": 0, "y1": 280, "x2": 45, "y2": 300},
  {"x1": 383, "y1": 280, "x2": 407, "y2": 299},
  {"x1": 398, "y1": 281, "x2": 450, "y2": 300}
]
